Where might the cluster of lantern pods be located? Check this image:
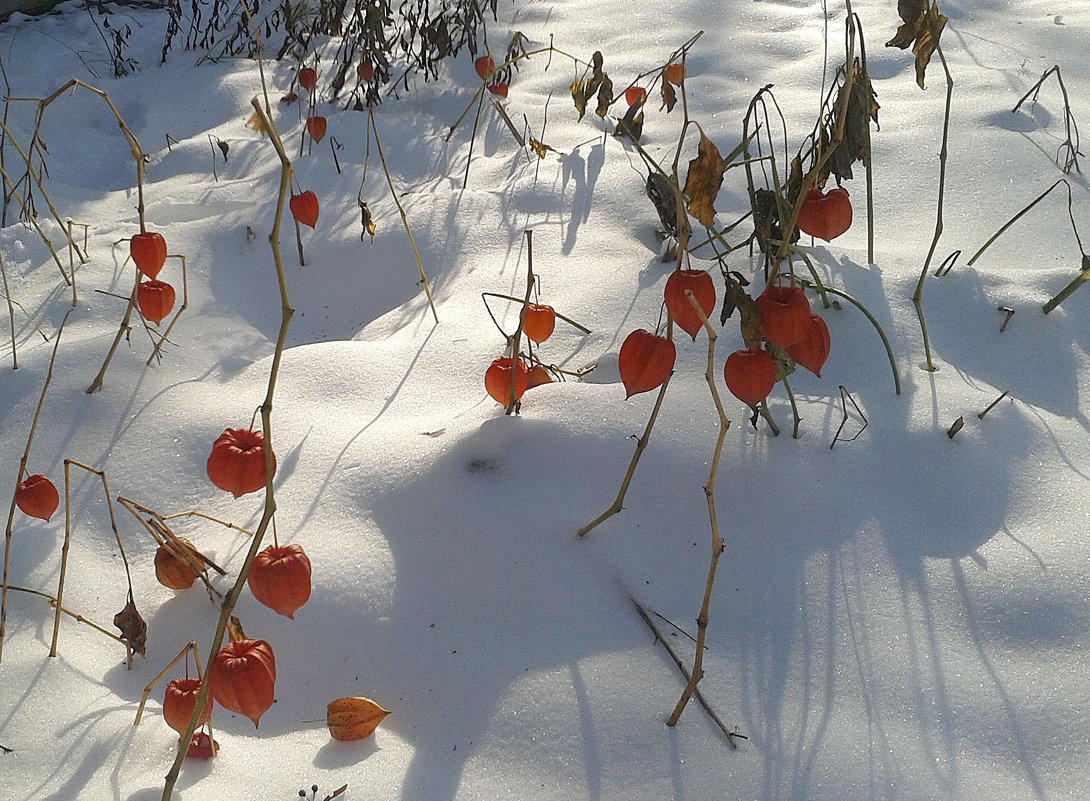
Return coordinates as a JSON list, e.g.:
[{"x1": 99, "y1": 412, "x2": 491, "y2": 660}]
[{"x1": 618, "y1": 268, "x2": 831, "y2": 408}]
